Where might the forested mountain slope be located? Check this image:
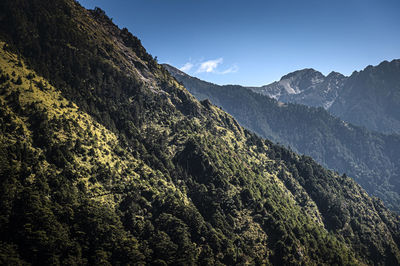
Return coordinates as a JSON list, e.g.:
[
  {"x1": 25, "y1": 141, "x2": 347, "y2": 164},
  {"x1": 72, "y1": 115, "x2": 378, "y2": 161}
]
[
  {"x1": 1, "y1": 0, "x2": 400, "y2": 264},
  {"x1": 164, "y1": 64, "x2": 400, "y2": 213}
]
